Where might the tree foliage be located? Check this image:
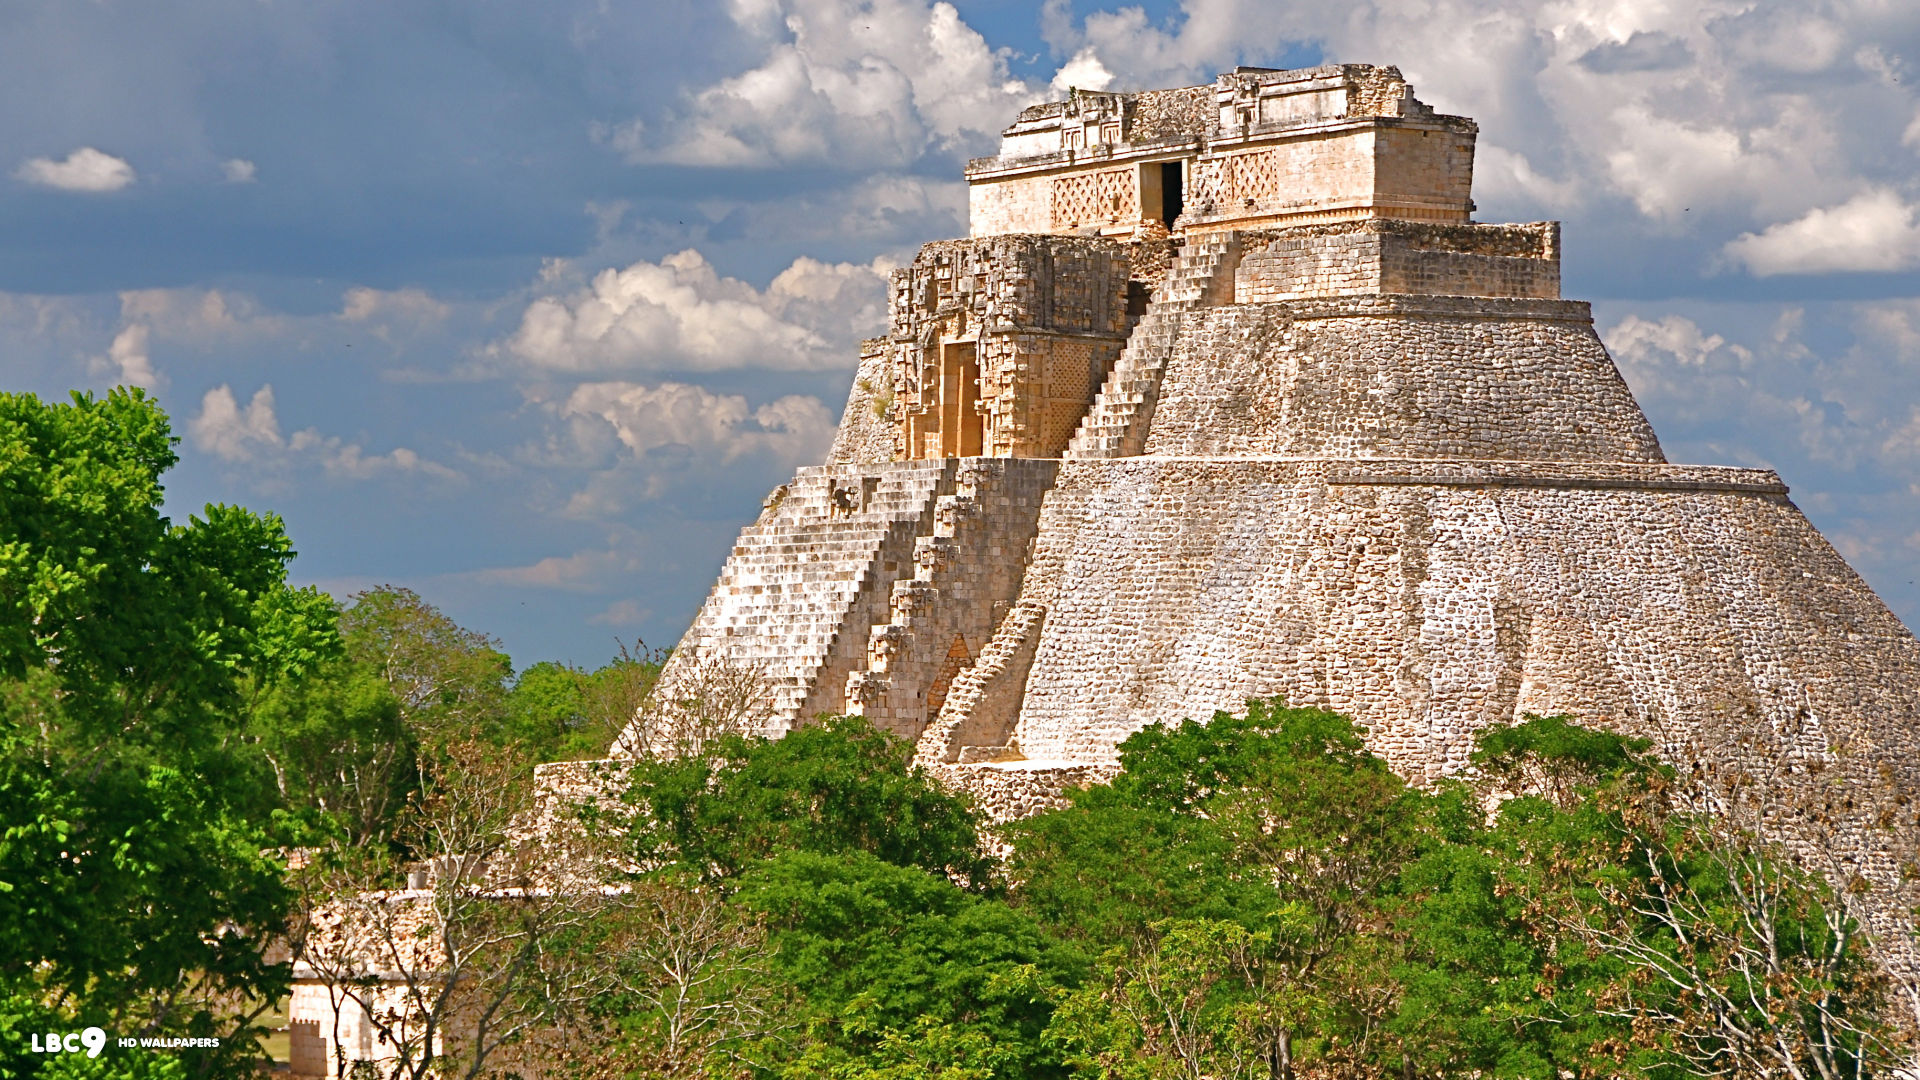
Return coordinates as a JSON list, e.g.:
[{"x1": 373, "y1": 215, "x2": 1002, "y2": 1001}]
[
  {"x1": 621, "y1": 715, "x2": 991, "y2": 889},
  {"x1": 0, "y1": 389, "x2": 340, "y2": 1077}
]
